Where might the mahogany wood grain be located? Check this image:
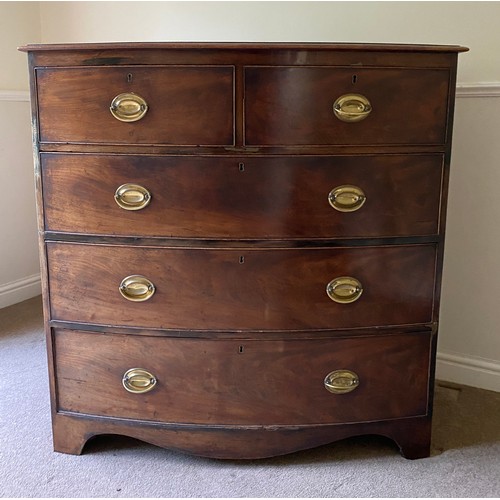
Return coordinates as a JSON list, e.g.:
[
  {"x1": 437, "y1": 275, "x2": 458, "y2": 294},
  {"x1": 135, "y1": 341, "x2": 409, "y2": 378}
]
[
  {"x1": 36, "y1": 66, "x2": 234, "y2": 145},
  {"x1": 38, "y1": 143, "x2": 450, "y2": 156},
  {"x1": 46, "y1": 242, "x2": 436, "y2": 330},
  {"x1": 20, "y1": 43, "x2": 466, "y2": 73},
  {"x1": 20, "y1": 42, "x2": 468, "y2": 53},
  {"x1": 245, "y1": 67, "x2": 450, "y2": 146},
  {"x1": 54, "y1": 329, "x2": 430, "y2": 425},
  {"x1": 21, "y1": 42, "x2": 467, "y2": 460},
  {"x1": 41, "y1": 153, "x2": 443, "y2": 239},
  {"x1": 51, "y1": 411, "x2": 432, "y2": 459}
]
